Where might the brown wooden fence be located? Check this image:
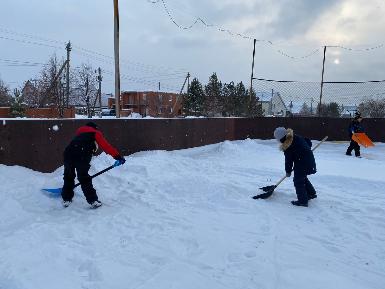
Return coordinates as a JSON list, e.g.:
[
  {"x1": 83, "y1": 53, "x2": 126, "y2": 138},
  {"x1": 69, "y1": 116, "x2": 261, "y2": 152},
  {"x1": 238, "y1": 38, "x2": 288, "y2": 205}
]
[{"x1": 1, "y1": 117, "x2": 384, "y2": 173}]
